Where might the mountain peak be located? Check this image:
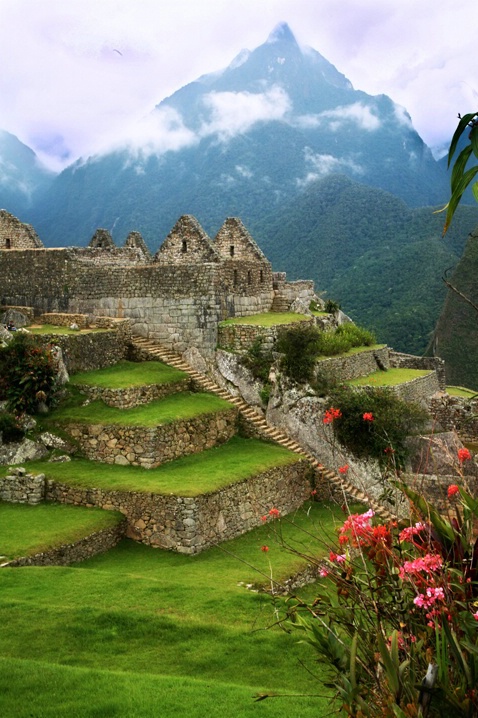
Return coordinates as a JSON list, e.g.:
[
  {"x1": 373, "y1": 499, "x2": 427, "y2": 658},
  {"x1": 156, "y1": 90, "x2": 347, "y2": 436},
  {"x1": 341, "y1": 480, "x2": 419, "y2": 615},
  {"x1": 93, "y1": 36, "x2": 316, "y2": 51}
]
[{"x1": 266, "y1": 22, "x2": 298, "y2": 45}]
